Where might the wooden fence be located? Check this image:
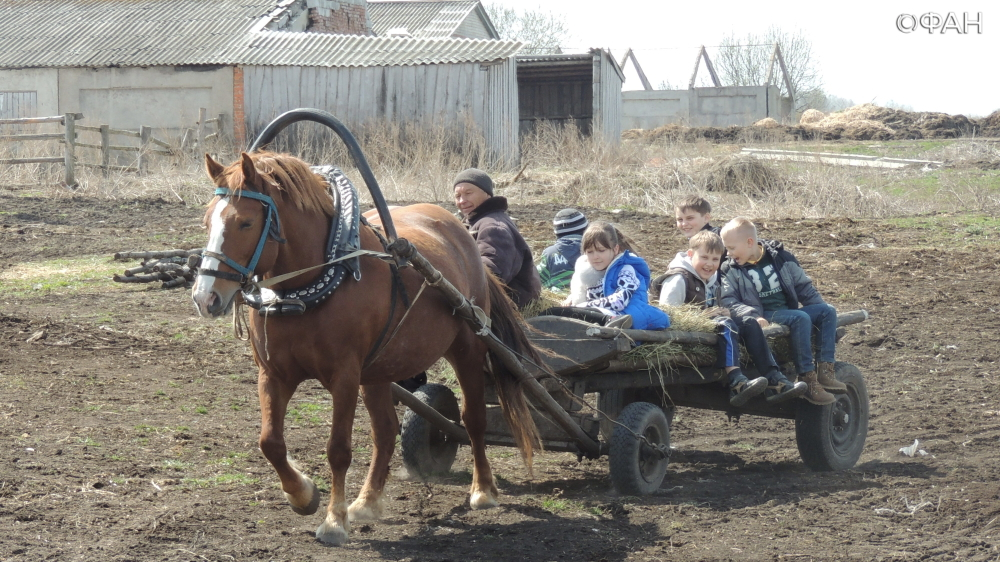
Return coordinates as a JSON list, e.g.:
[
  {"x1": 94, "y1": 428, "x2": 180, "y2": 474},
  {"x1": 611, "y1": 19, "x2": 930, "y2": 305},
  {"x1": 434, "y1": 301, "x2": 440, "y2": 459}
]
[{"x1": 0, "y1": 110, "x2": 225, "y2": 187}]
